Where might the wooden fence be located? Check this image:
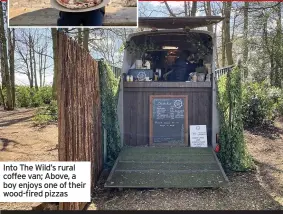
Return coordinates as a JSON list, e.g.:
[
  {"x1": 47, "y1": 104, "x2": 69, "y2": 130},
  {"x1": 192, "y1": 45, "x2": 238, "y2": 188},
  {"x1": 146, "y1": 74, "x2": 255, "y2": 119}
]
[
  {"x1": 110, "y1": 65, "x2": 122, "y2": 79},
  {"x1": 57, "y1": 32, "x2": 103, "y2": 210}
]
